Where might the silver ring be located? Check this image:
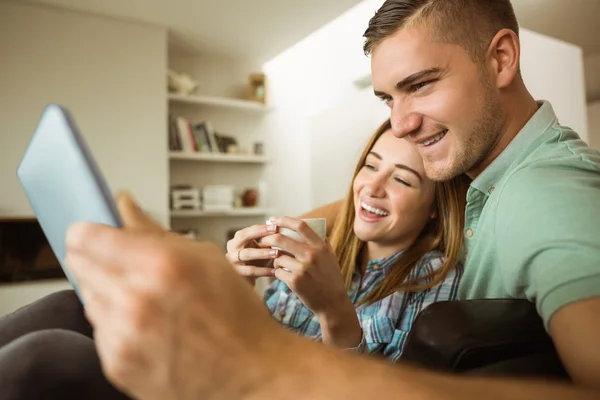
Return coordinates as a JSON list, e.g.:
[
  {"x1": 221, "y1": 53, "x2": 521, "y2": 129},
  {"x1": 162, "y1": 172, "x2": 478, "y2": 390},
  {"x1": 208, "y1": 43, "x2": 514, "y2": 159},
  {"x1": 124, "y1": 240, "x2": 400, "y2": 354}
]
[{"x1": 237, "y1": 249, "x2": 242, "y2": 262}]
